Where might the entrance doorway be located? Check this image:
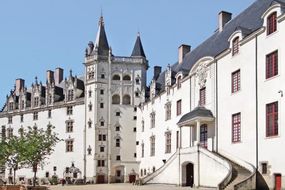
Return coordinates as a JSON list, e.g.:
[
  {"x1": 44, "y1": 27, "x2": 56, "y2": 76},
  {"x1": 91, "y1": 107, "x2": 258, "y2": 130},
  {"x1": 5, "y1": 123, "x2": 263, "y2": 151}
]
[
  {"x1": 96, "y1": 175, "x2": 105, "y2": 184},
  {"x1": 275, "y1": 174, "x2": 281, "y2": 190},
  {"x1": 185, "y1": 163, "x2": 194, "y2": 187},
  {"x1": 200, "y1": 124, "x2": 208, "y2": 148}
]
